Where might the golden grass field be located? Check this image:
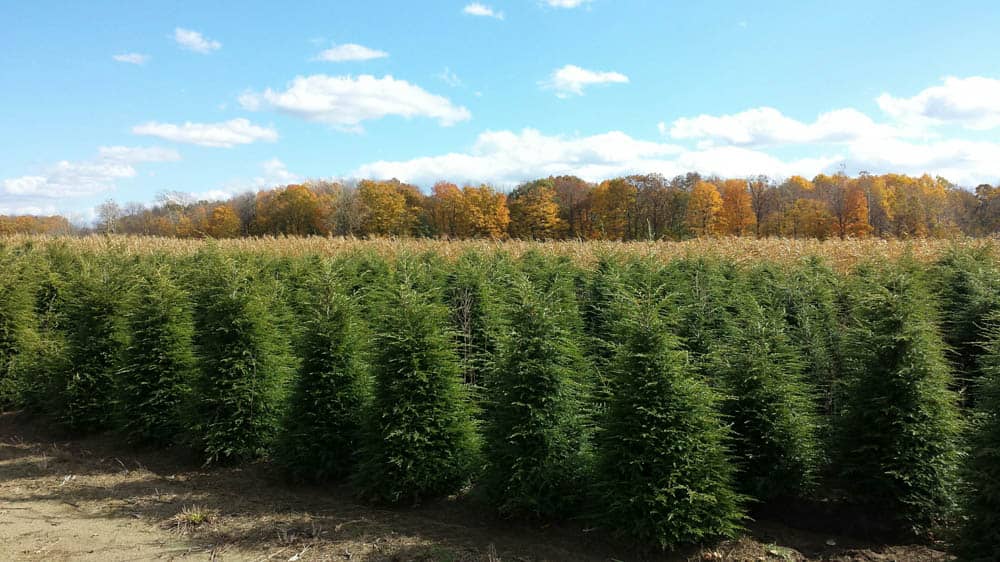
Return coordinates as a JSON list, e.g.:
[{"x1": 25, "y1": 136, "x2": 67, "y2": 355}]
[{"x1": 3, "y1": 234, "x2": 996, "y2": 270}]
